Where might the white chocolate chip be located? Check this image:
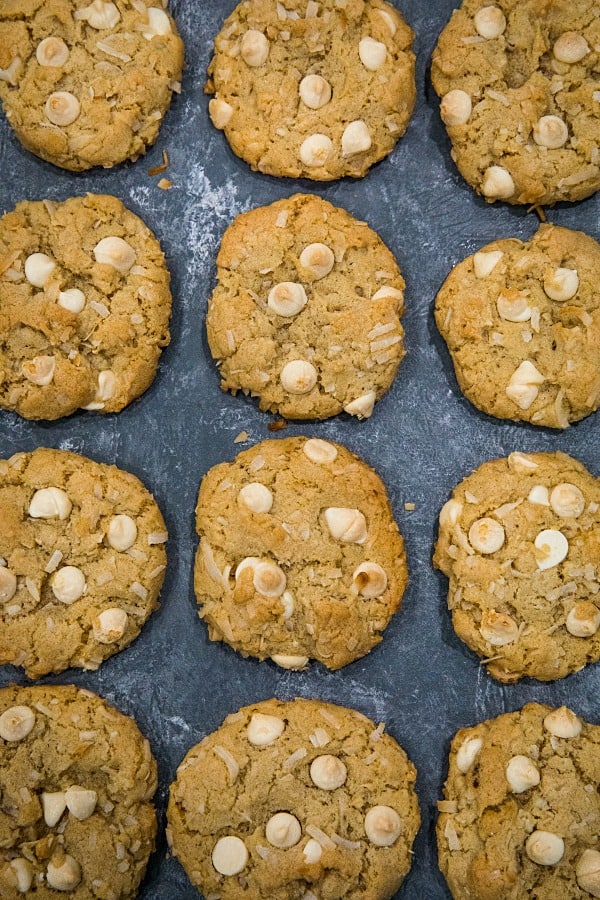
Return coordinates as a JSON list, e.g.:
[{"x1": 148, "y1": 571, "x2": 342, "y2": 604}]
[
  {"x1": 543, "y1": 706, "x2": 582, "y2": 738},
  {"x1": 324, "y1": 508, "x2": 367, "y2": 544},
  {"x1": 268, "y1": 282, "x2": 308, "y2": 316},
  {"x1": 36, "y1": 37, "x2": 70, "y2": 67},
  {"x1": 474, "y1": 6, "x2": 506, "y2": 39},
  {"x1": 456, "y1": 736, "x2": 483, "y2": 773},
  {"x1": 212, "y1": 836, "x2": 248, "y2": 876},
  {"x1": 65, "y1": 785, "x2": 97, "y2": 820},
  {"x1": 371, "y1": 286, "x2": 404, "y2": 302},
  {"x1": 473, "y1": 249, "x2": 503, "y2": 278},
  {"x1": 468, "y1": 518, "x2": 505, "y2": 554},
  {"x1": 266, "y1": 812, "x2": 302, "y2": 848},
  {"x1": 0, "y1": 706, "x2": 35, "y2": 742},
  {"x1": 528, "y1": 485, "x2": 550, "y2": 506},
  {"x1": 303, "y1": 438, "x2": 337, "y2": 464},
  {"x1": 25, "y1": 252, "x2": 55, "y2": 288},
  {"x1": 566, "y1": 602, "x2": 600, "y2": 638},
  {"x1": 364, "y1": 806, "x2": 402, "y2": 847},
  {"x1": 480, "y1": 609, "x2": 519, "y2": 646},
  {"x1": 310, "y1": 755, "x2": 347, "y2": 790},
  {"x1": 352, "y1": 562, "x2": 387, "y2": 598},
  {"x1": 253, "y1": 561, "x2": 286, "y2": 597},
  {"x1": 482, "y1": 165, "x2": 515, "y2": 199},
  {"x1": 344, "y1": 390, "x2": 376, "y2": 419},
  {"x1": 496, "y1": 291, "x2": 531, "y2": 322},
  {"x1": 299, "y1": 243, "x2": 334, "y2": 279},
  {"x1": 239, "y1": 483, "x2": 273, "y2": 513},
  {"x1": 303, "y1": 839, "x2": 322, "y2": 863},
  {"x1": 46, "y1": 854, "x2": 82, "y2": 891},
  {"x1": 235, "y1": 557, "x2": 260, "y2": 580},
  {"x1": 9, "y1": 859, "x2": 32, "y2": 893},
  {"x1": 93, "y1": 608, "x2": 128, "y2": 643},
  {"x1": 534, "y1": 529, "x2": 568, "y2": 570},
  {"x1": 300, "y1": 134, "x2": 333, "y2": 167},
  {"x1": 506, "y1": 755, "x2": 540, "y2": 793},
  {"x1": 359, "y1": 36, "x2": 387, "y2": 71},
  {"x1": 271, "y1": 654, "x2": 308, "y2": 669},
  {"x1": 241, "y1": 29, "x2": 269, "y2": 66},
  {"x1": 439, "y1": 499, "x2": 463, "y2": 528},
  {"x1": 29, "y1": 487, "x2": 72, "y2": 520},
  {"x1": 51, "y1": 566, "x2": 86, "y2": 605},
  {"x1": 97, "y1": 370, "x2": 116, "y2": 402},
  {"x1": 142, "y1": 7, "x2": 172, "y2": 39},
  {"x1": 341, "y1": 120, "x2": 372, "y2": 157},
  {"x1": 299, "y1": 74, "x2": 332, "y2": 109},
  {"x1": 209, "y1": 97, "x2": 234, "y2": 129},
  {"x1": 553, "y1": 31, "x2": 589, "y2": 64},
  {"x1": 93, "y1": 236, "x2": 136, "y2": 273},
  {"x1": 280, "y1": 360, "x2": 317, "y2": 394},
  {"x1": 440, "y1": 89, "x2": 472, "y2": 126},
  {"x1": 22, "y1": 355, "x2": 56, "y2": 386},
  {"x1": 526, "y1": 831, "x2": 564, "y2": 867},
  {"x1": 45, "y1": 91, "x2": 80, "y2": 126},
  {"x1": 107, "y1": 514, "x2": 137, "y2": 551},
  {"x1": 508, "y1": 452, "x2": 539, "y2": 474},
  {"x1": 0, "y1": 566, "x2": 17, "y2": 602},
  {"x1": 58, "y1": 288, "x2": 85, "y2": 313},
  {"x1": 576, "y1": 849, "x2": 600, "y2": 897},
  {"x1": 543, "y1": 267, "x2": 579, "y2": 301},
  {"x1": 247, "y1": 713, "x2": 285, "y2": 746},
  {"x1": 74, "y1": 1, "x2": 120, "y2": 29},
  {"x1": 533, "y1": 115, "x2": 569, "y2": 149},
  {"x1": 42, "y1": 791, "x2": 67, "y2": 827},
  {"x1": 550, "y1": 483, "x2": 585, "y2": 518},
  {"x1": 505, "y1": 360, "x2": 545, "y2": 410}
]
